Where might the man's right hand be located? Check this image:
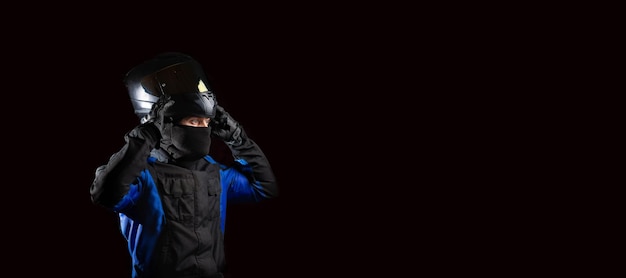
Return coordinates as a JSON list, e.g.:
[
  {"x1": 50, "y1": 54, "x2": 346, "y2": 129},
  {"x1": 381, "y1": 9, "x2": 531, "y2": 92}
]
[{"x1": 147, "y1": 97, "x2": 175, "y2": 134}]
